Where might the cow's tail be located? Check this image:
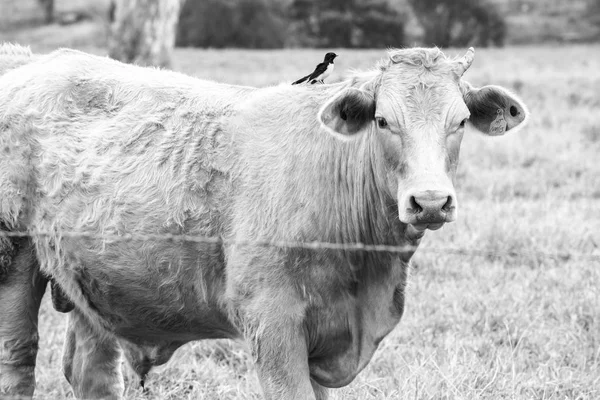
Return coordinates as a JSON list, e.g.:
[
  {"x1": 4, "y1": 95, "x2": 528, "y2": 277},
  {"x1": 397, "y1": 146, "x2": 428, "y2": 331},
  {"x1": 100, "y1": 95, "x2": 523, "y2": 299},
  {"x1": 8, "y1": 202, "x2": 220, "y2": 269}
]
[{"x1": 0, "y1": 43, "x2": 35, "y2": 76}]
